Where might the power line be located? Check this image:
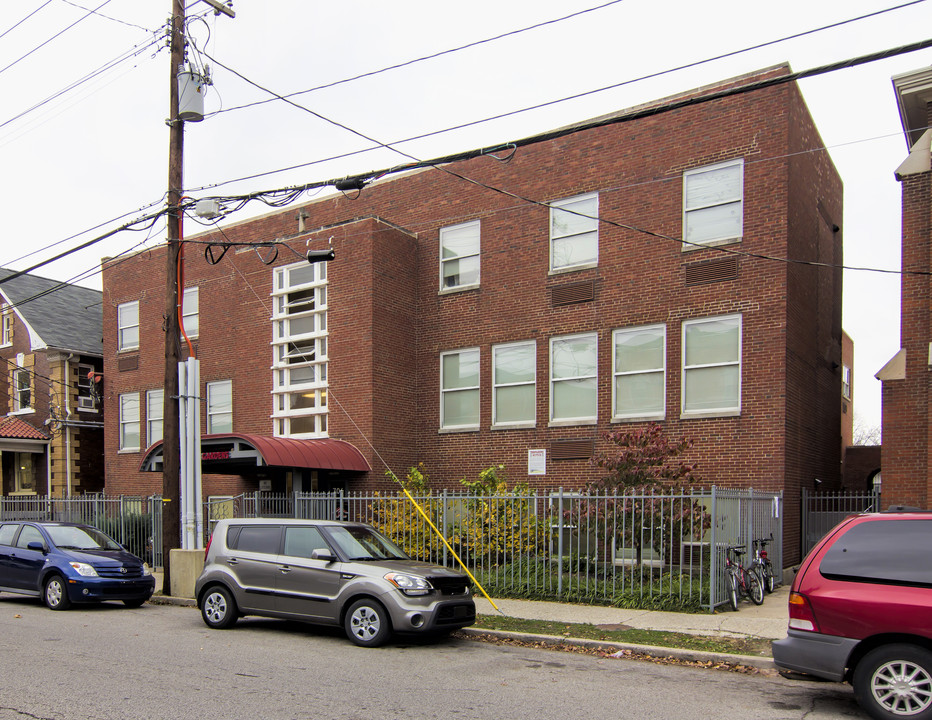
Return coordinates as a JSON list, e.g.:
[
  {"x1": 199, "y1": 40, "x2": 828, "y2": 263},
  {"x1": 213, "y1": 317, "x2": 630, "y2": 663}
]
[{"x1": 0, "y1": 1, "x2": 54, "y2": 41}]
